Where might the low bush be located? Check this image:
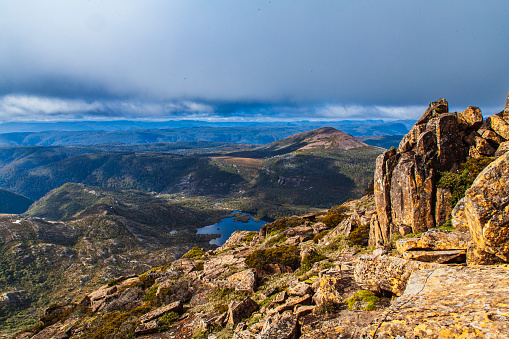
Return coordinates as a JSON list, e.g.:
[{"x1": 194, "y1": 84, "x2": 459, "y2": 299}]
[
  {"x1": 158, "y1": 311, "x2": 179, "y2": 331},
  {"x1": 313, "y1": 230, "x2": 330, "y2": 243},
  {"x1": 182, "y1": 247, "x2": 205, "y2": 259},
  {"x1": 245, "y1": 245, "x2": 300, "y2": 270},
  {"x1": 344, "y1": 290, "x2": 380, "y2": 311},
  {"x1": 347, "y1": 224, "x2": 370, "y2": 246},
  {"x1": 300, "y1": 252, "x2": 327, "y2": 273},
  {"x1": 438, "y1": 156, "x2": 494, "y2": 206}
]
